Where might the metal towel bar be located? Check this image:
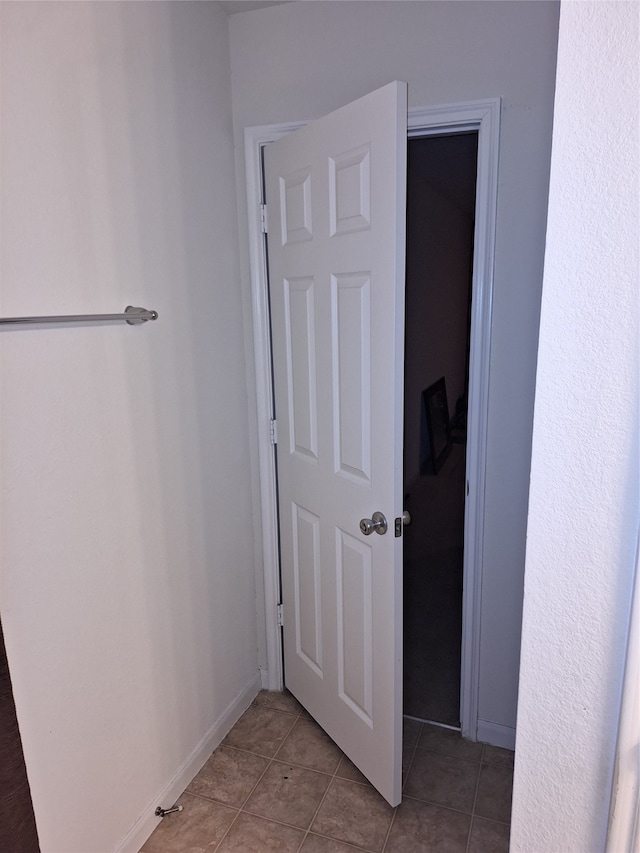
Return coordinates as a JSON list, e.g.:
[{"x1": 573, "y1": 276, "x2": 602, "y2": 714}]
[{"x1": 0, "y1": 305, "x2": 158, "y2": 327}]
